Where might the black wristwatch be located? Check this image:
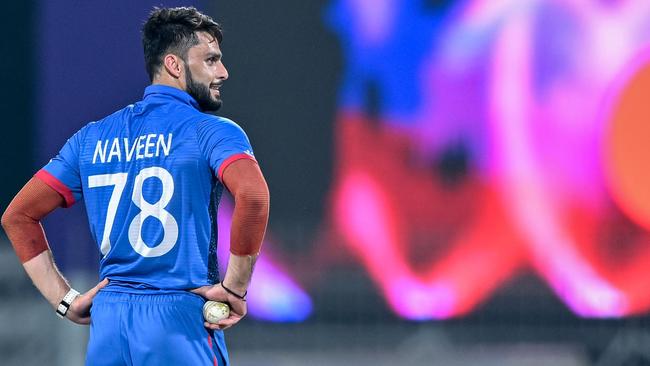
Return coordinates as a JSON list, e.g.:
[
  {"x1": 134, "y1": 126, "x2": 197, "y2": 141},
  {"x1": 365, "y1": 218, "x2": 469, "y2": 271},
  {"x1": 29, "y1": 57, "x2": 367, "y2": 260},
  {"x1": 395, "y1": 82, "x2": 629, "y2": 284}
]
[{"x1": 56, "y1": 288, "x2": 80, "y2": 318}]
